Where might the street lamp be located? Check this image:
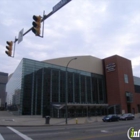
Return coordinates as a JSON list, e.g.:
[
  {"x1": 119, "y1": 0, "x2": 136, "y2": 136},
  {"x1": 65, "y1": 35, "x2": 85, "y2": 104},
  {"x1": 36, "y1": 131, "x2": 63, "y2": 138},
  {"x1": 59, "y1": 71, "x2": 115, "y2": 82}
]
[{"x1": 65, "y1": 57, "x2": 77, "y2": 124}]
